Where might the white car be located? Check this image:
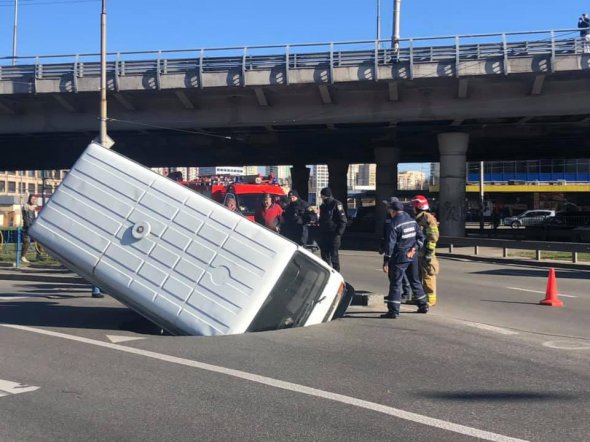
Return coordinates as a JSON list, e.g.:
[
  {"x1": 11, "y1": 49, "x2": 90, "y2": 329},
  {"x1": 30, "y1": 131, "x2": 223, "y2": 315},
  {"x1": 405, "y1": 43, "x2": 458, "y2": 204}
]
[{"x1": 503, "y1": 210, "x2": 555, "y2": 229}]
